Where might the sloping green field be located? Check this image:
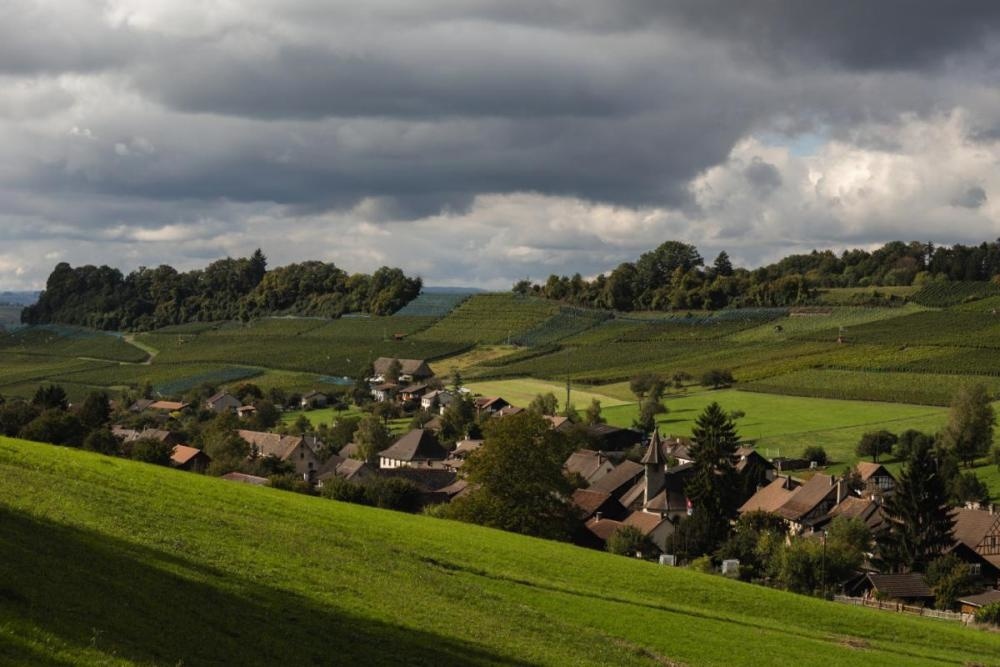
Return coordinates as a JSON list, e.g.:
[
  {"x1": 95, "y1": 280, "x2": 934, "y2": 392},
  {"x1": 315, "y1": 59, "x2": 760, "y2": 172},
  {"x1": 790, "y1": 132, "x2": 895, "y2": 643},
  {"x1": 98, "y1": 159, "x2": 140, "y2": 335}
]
[{"x1": 1, "y1": 438, "x2": 998, "y2": 666}]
